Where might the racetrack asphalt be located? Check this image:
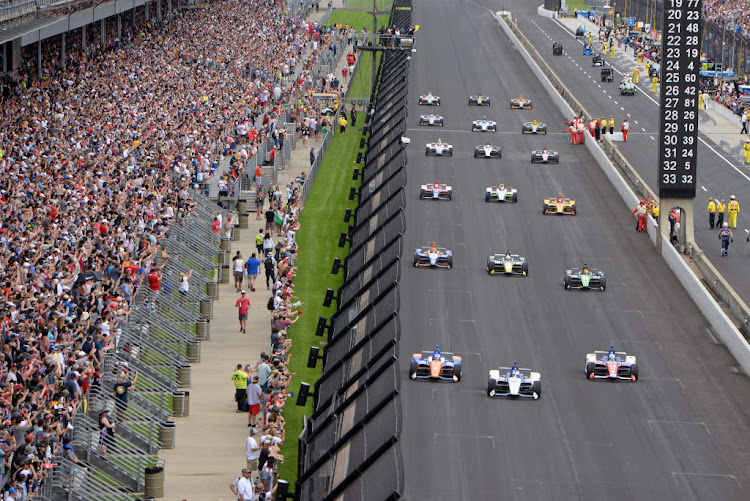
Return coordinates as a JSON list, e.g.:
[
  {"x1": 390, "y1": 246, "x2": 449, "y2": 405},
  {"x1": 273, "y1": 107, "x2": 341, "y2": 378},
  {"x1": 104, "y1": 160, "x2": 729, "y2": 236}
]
[
  {"x1": 509, "y1": 2, "x2": 750, "y2": 302},
  {"x1": 398, "y1": 1, "x2": 750, "y2": 499}
]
